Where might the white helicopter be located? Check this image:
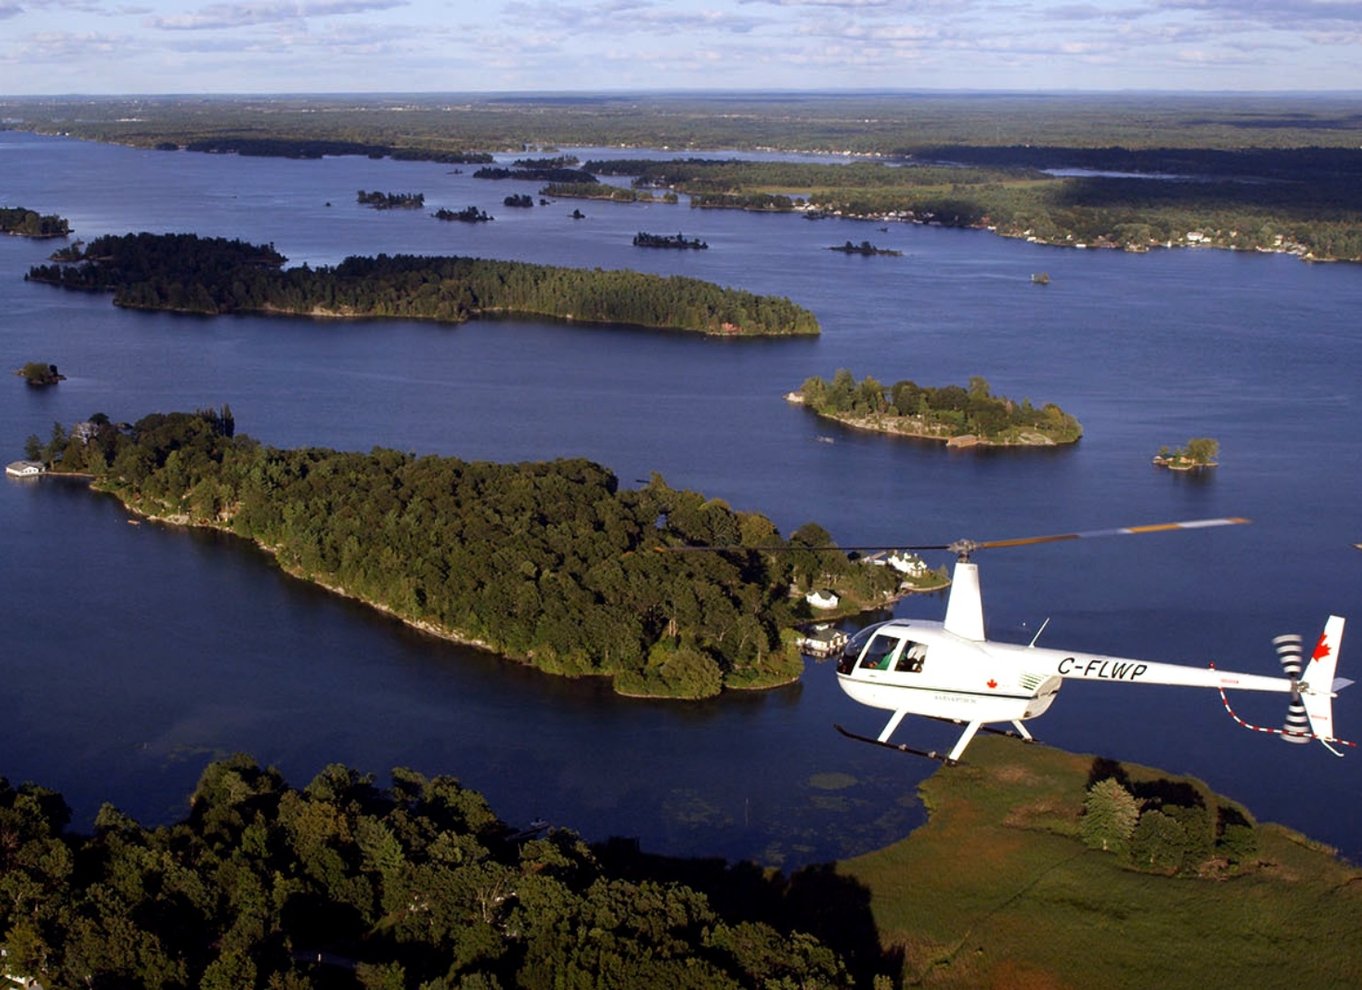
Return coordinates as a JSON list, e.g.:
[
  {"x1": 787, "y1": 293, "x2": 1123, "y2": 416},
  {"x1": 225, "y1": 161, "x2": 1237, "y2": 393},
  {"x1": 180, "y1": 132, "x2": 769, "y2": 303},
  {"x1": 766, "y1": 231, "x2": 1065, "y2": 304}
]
[{"x1": 826, "y1": 517, "x2": 1353, "y2": 764}]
